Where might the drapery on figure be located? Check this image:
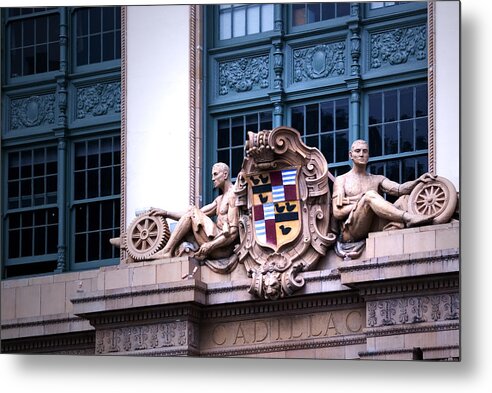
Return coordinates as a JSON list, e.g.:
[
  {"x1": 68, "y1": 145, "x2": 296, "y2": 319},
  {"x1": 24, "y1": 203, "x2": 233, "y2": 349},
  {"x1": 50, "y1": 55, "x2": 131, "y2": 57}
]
[
  {"x1": 149, "y1": 162, "x2": 239, "y2": 260},
  {"x1": 332, "y1": 140, "x2": 435, "y2": 244}
]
